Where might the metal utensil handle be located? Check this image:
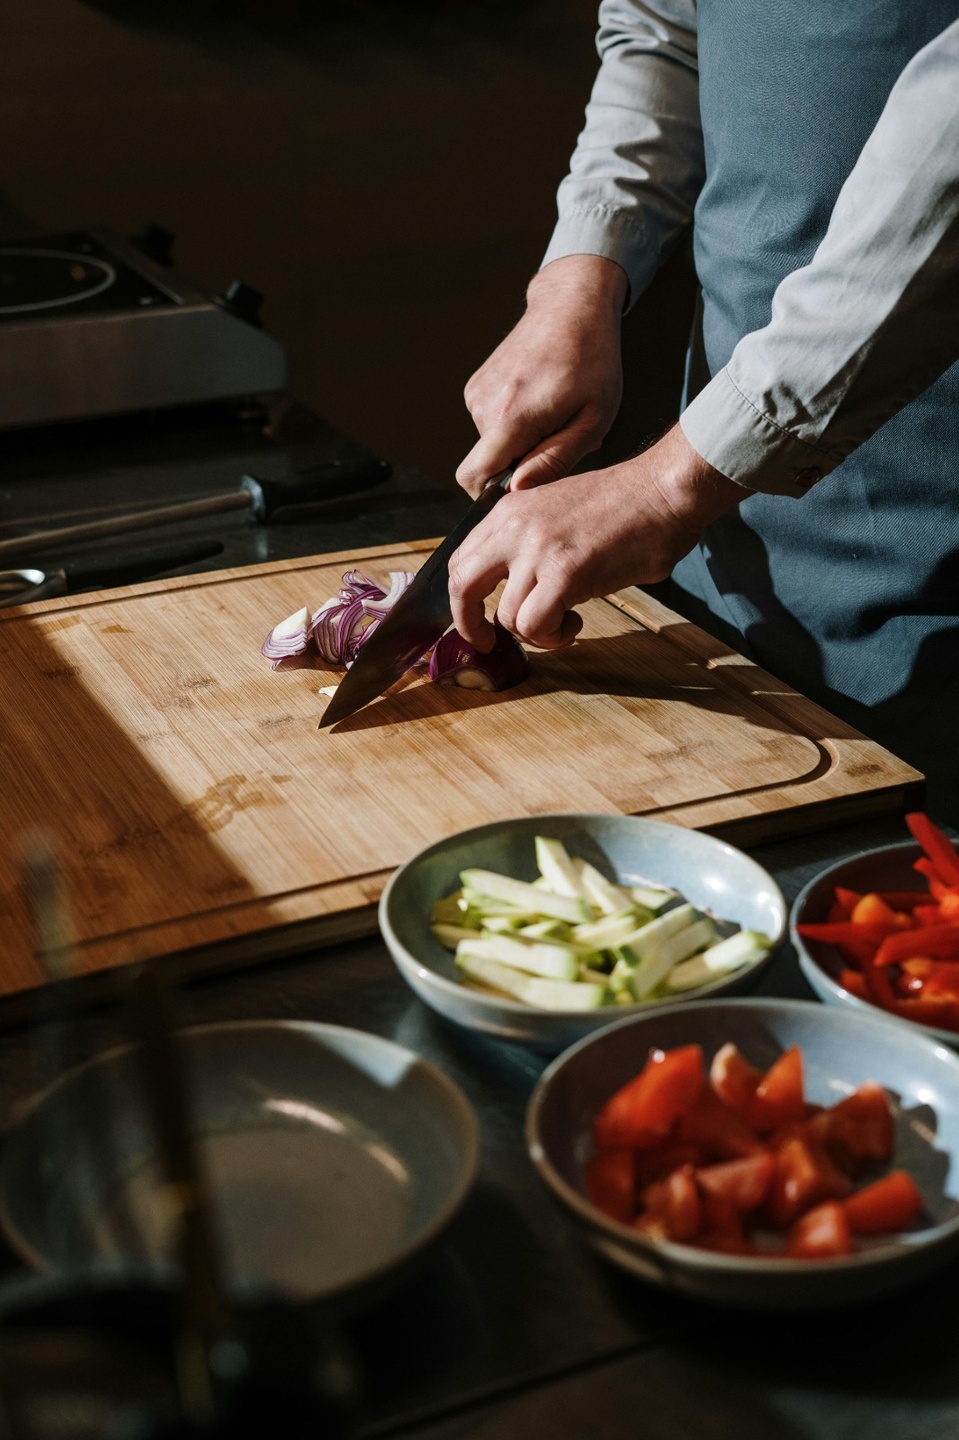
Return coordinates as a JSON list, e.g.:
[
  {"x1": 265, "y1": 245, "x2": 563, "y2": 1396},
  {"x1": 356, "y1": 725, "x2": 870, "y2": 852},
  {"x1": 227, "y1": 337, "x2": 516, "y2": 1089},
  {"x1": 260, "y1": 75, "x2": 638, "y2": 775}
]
[{"x1": 0, "y1": 493, "x2": 251, "y2": 566}]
